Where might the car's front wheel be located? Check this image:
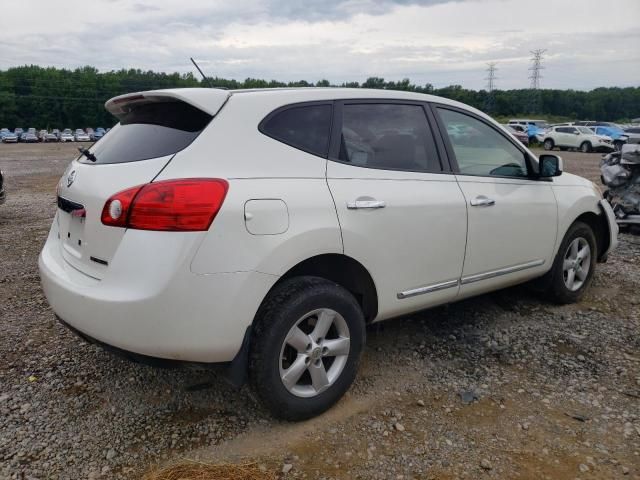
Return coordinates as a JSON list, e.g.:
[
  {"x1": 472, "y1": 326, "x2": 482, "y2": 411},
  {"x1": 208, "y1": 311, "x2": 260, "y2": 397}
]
[
  {"x1": 250, "y1": 276, "x2": 365, "y2": 421},
  {"x1": 548, "y1": 221, "x2": 597, "y2": 304},
  {"x1": 544, "y1": 139, "x2": 554, "y2": 150},
  {"x1": 580, "y1": 141, "x2": 592, "y2": 153}
]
